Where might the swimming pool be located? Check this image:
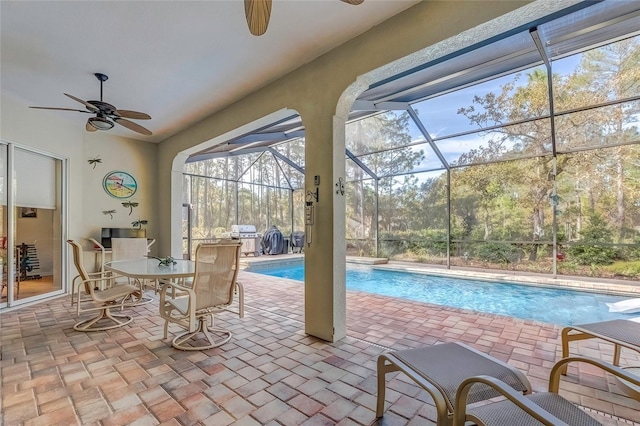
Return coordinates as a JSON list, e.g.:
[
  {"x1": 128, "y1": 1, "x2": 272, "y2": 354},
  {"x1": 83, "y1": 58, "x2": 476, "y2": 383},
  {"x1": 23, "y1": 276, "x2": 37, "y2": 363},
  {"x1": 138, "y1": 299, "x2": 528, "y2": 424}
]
[{"x1": 248, "y1": 262, "x2": 633, "y2": 326}]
